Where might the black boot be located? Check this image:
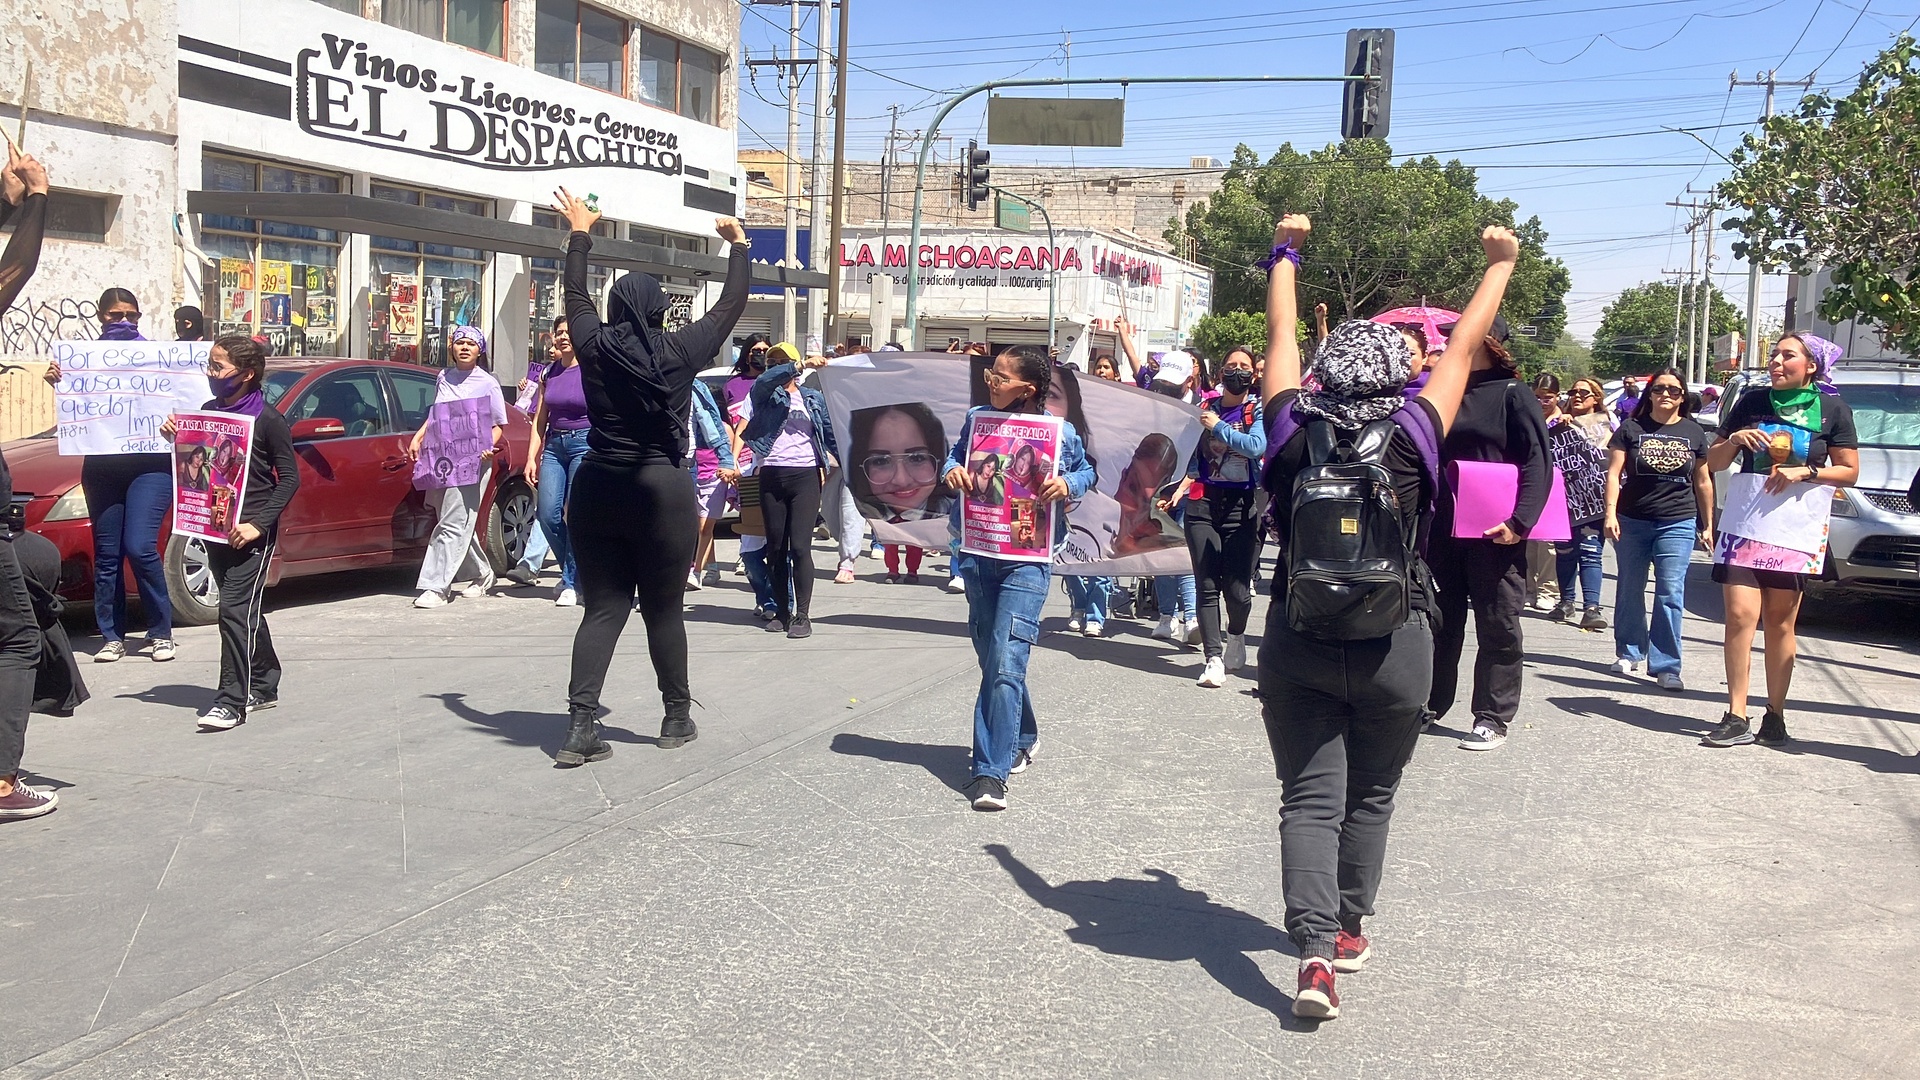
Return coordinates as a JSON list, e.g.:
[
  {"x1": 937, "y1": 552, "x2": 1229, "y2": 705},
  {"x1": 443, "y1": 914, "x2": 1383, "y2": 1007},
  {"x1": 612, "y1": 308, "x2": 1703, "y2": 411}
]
[
  {"x1": 659, "y1": 705, "x2": 698, "y2": 749},
  {"x1": 556, "y1": 708, "x2": 612, "y2": 767}
]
